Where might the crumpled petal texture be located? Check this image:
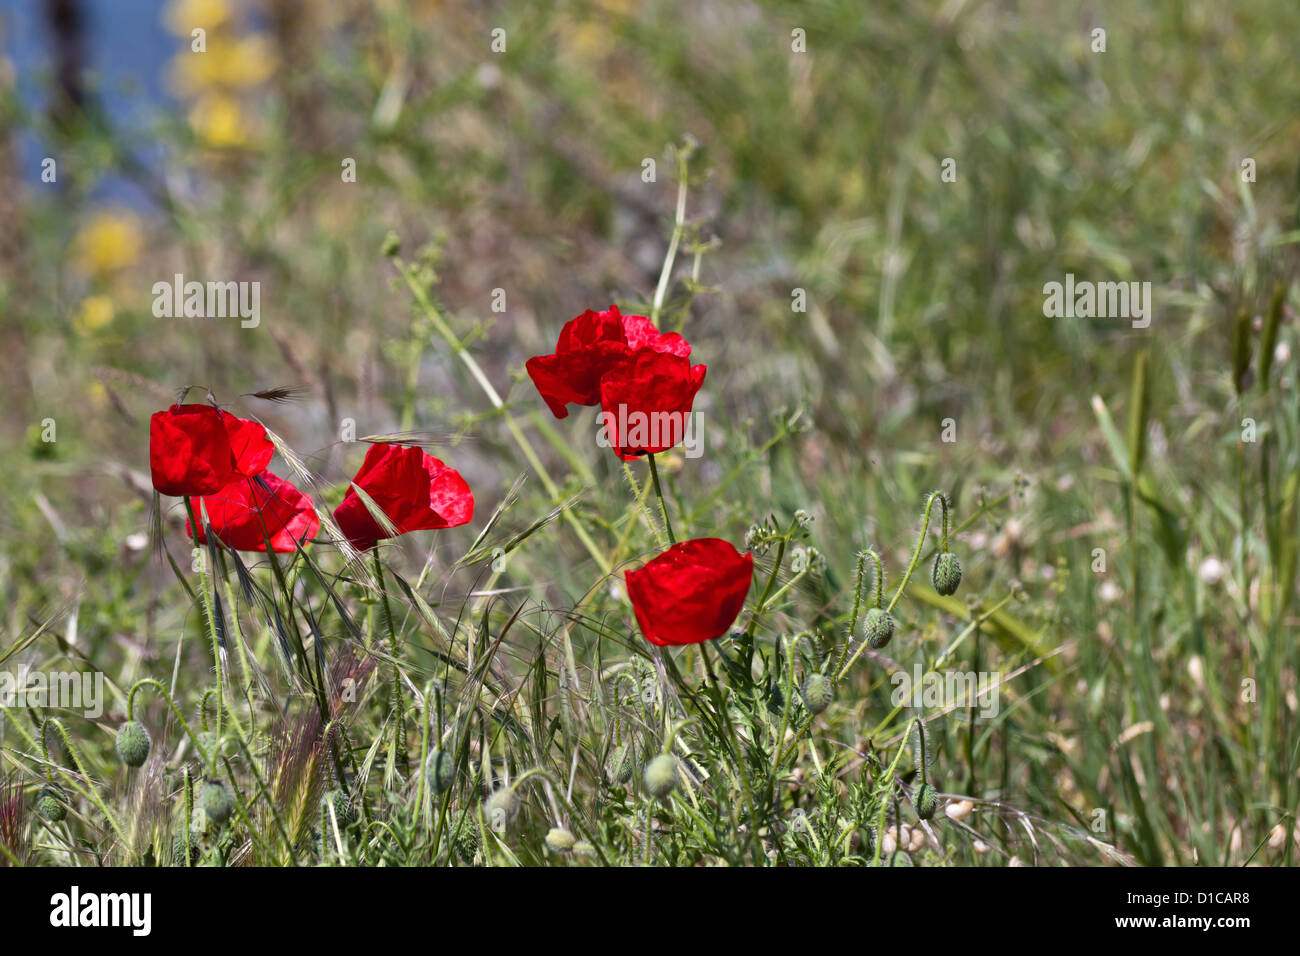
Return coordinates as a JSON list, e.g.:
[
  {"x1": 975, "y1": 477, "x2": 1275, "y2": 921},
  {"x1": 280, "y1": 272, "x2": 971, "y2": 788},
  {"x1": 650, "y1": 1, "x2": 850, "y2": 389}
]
[
  {"x1": 599, "y1": 350, "x2": 706, "y2": 460},
  {"x1": 189, "y1": 471, "x2": 319, "y2": 553},
  {"x1": 526, "y1": 306, "x2": 693, "y2": 419},
  {"x1": 333, "y1": 443, "x2": 474, "y2": 551},
  {"x1": 149, "y1": 404, "x2": 274, "y2": 497},
  {"x1": 625, "y1": 538, "x2": 754, "y2": 646}
]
